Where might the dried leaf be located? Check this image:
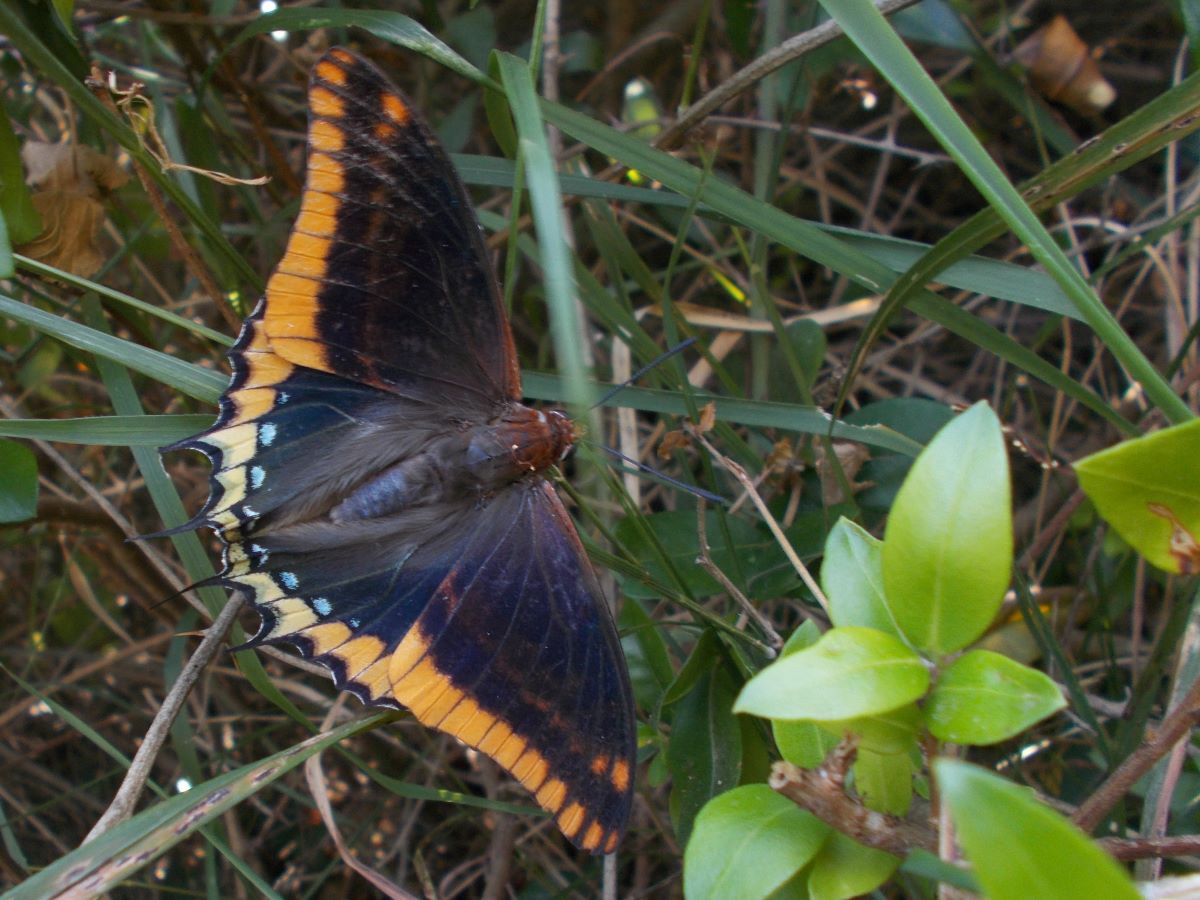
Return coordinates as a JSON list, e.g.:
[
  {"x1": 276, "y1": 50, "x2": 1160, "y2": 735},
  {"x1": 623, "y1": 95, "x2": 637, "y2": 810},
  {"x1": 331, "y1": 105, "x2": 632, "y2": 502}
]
[
  {"x1": 1014, "y1": 16, "x2": 1116, "y2": 115},
  {"x1": 659, "y1": 430, "x2": 691, "y2": 459},
  {"x1": 16, "y1": 142, "x2": 128, "y2": 278}
]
